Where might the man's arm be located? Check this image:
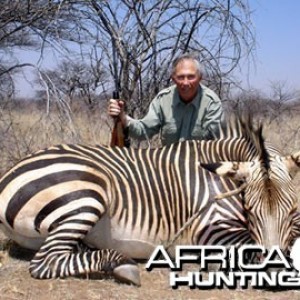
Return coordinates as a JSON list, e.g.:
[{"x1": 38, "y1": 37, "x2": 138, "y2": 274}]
[
  {"x1": 127, "y1": 97, "x2": 162, "y2": 141},
  {"x1": 108, "y1": 97, "x2": 163, "y2": 141}
]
